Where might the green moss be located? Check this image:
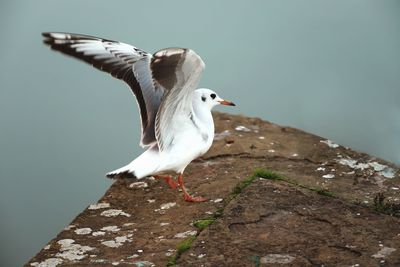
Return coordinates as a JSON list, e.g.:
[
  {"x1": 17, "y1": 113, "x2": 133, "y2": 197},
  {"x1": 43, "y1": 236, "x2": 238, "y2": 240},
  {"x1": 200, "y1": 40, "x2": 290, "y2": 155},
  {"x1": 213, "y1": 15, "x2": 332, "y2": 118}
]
[
  {"x1": 193, "y1": 219, "x2": 214, "y2": 230},
  {"x1": 213, "y1": 208, "x2": 224, "y2": 219},
  {"x1": 177, "y1": 236, "x2": 196, "y2": 254},
  {"x1": 232, "y1": 175, "x2": 256, "y2": 195},
  {"x1": 312, "y1": 188, "x2": 336, "y2": 198},
  {"x1": 167, "y1": 236, "x2": 196, "y2": 266},
  {"x1": 253, "y1": 168, "x2": 283, "y2": 180},
  {"x1": 169, "y1": 167, "x2": 339, "y2": 265}
]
